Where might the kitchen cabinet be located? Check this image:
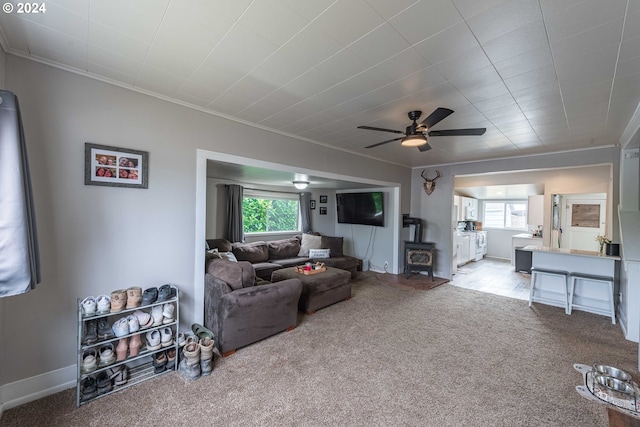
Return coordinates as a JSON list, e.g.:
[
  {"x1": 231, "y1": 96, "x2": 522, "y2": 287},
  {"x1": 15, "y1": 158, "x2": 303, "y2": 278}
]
[
  {"x1": 460, "y1": 197, "x2": 478, "y2": 220},
  {"x1": 456, "y1": 232, "x2": 473, "y2": 266}
]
